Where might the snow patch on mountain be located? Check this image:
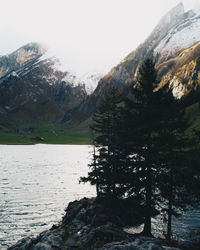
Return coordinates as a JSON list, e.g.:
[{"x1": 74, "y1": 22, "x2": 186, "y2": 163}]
[
  {"x1": 155, "y1": 16, "x2": 200, "y2": 55},
  {"x1": 62, "y1": 72, "x2": 83, "y2": 86},
  {"x1": 61, "y1": 71, "x2": 102, "y2": 94},
  {"x1": 36, "y1": 50, "x2": 101, "y2": 93},
  {"x1": 0, "y1": 42, "x2": 102, "y2": 96},
  {"x1": 80, "y1": 72, "x2": 102, "y2": 94}
]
